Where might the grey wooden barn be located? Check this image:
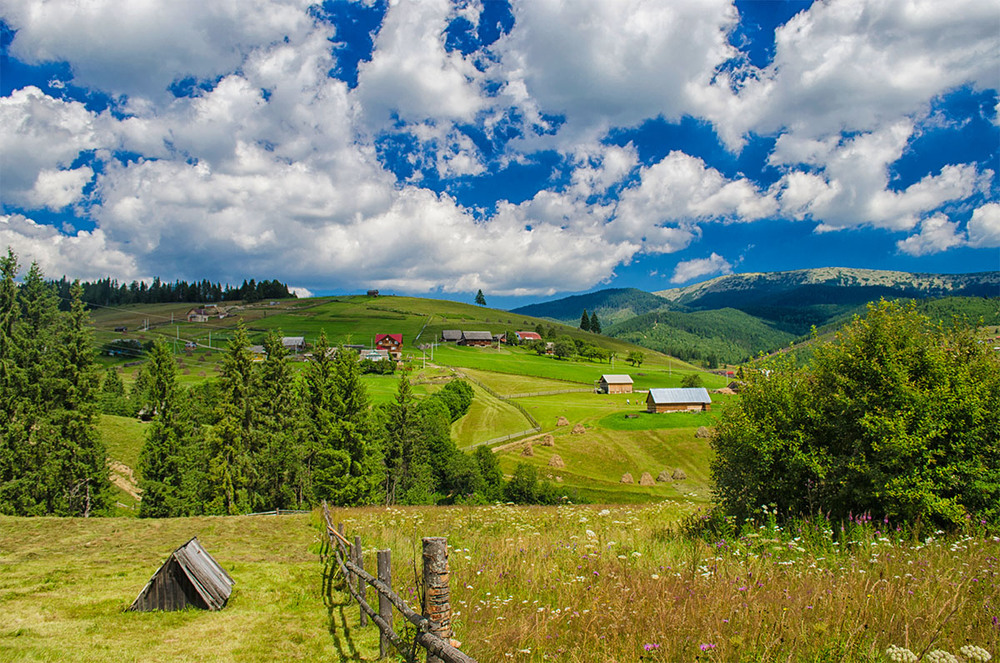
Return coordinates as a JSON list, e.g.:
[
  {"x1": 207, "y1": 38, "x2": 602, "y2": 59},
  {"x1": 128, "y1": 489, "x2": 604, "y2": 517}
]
[{"x1": 128, "y1": 537, "x2": 235, "y2": 612}]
